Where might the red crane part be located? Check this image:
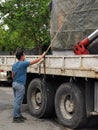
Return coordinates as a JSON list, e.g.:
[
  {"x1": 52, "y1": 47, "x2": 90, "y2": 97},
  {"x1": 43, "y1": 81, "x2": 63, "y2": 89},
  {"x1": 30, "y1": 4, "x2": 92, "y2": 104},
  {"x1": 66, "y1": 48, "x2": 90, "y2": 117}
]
[{"x1": 73, "y1": 29, "x2": 98, "y2": 55}]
